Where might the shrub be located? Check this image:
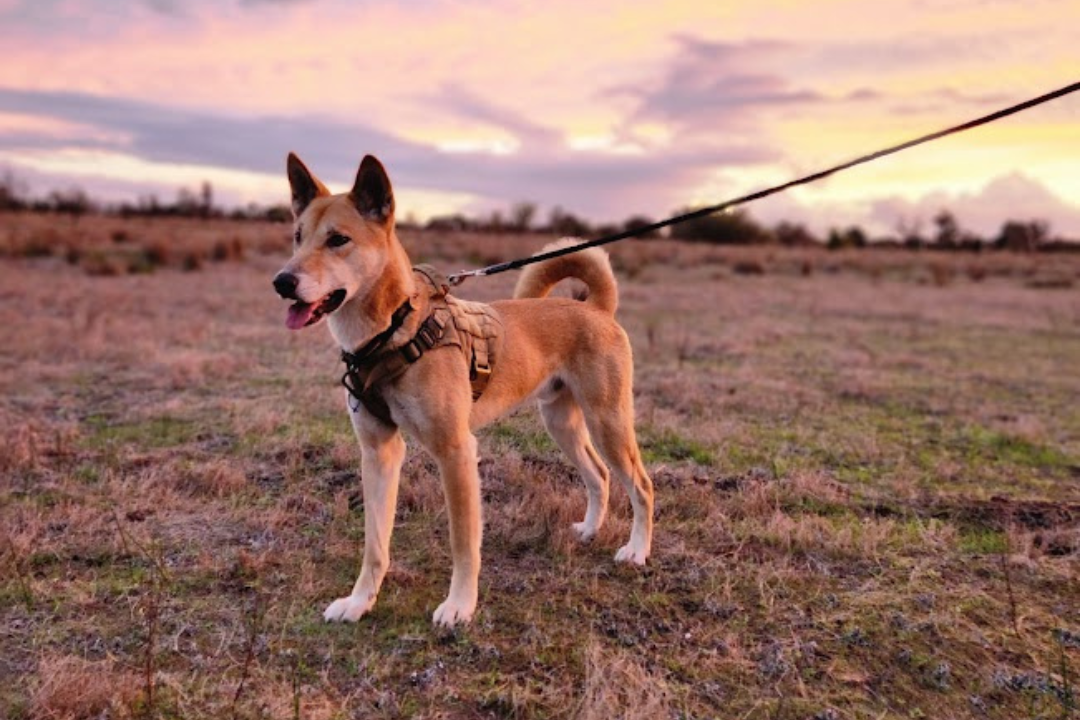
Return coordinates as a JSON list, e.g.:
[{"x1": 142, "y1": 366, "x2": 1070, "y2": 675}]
[
  {"x1": 670, "y1": 209, "x2": 771, "y2": 245},
  {"x1": 182, "y1": 251, "x2": 205, "y2": 272},
  {"x1": 733, "y1": 259, "x2": 766, "y2": 275}
]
